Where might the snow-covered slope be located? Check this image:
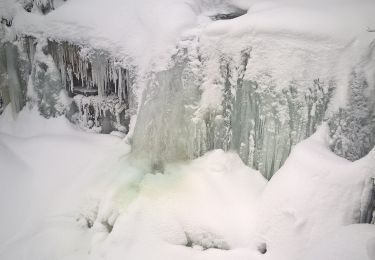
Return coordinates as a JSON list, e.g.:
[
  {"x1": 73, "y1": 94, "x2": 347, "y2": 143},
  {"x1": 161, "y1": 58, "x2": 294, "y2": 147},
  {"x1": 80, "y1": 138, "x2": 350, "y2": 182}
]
[
  {"x1": 0, "y1": 108, "x2": 374, "y2": 260},
  {"x1": 0, "y1": 106, "x2": 129, "y2": 251}
]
